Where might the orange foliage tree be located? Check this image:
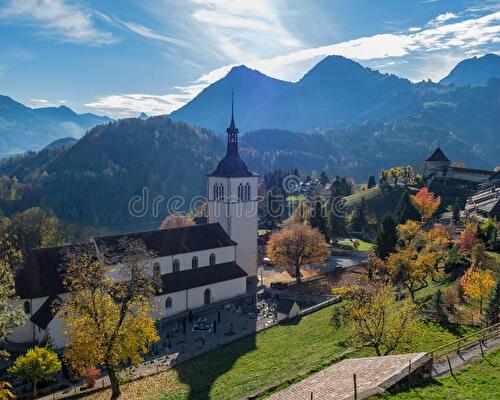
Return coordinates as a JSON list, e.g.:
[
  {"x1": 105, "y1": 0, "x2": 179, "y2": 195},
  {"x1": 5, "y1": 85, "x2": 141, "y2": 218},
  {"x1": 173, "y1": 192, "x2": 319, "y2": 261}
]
[
  {"x1": 160, "y1": 213, "x2": 195, "y2": 229},
  {"x1": 459, "y1": 223, "x2": 486, "y2": 267},
  {"x1": 460, "y1": 267, "x2": 496, "y2": 315},
  {"x1": 266, "y1": 224, "x2": 329, "y2": 283},
  {"x1": 410, "y1": 188, "x2": 441, "y2": 222}
]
